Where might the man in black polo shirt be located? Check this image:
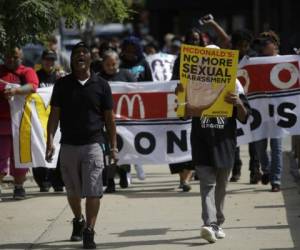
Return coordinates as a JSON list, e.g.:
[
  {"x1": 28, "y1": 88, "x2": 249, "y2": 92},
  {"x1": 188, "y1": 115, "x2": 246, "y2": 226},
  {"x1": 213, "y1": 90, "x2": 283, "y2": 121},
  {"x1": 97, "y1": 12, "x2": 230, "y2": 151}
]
[{"x1": 46, "y1": 42, "x2": 117, "y2": 249}]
